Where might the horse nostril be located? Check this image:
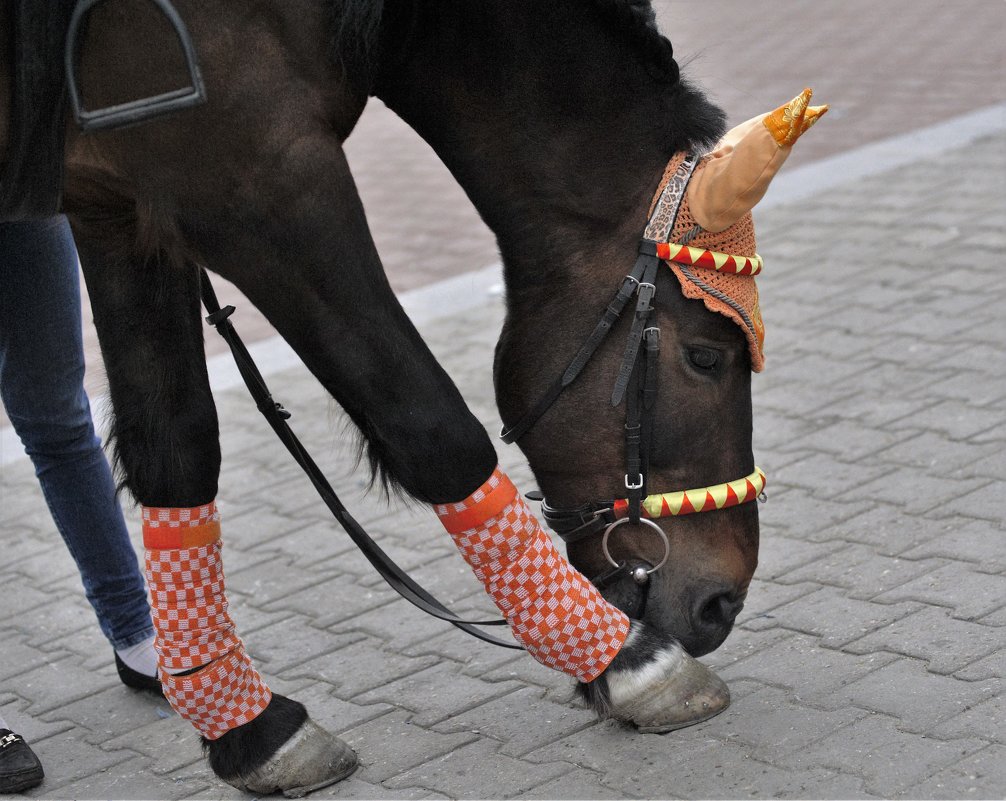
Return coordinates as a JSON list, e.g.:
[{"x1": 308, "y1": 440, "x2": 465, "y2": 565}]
[{"x1": 698, "y1": 592, "x2": 745, "y2": 627}]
